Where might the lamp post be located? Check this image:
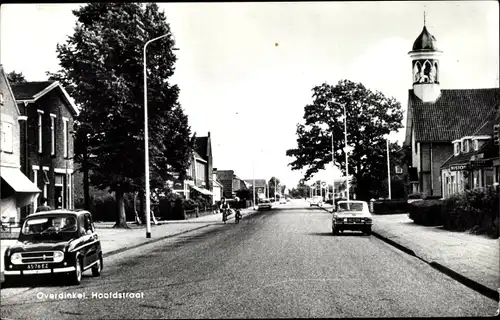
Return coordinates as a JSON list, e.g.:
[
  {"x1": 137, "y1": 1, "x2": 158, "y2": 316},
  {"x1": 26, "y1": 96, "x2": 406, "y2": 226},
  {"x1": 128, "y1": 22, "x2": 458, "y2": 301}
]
[
  {"x1": 386, "y1": 136, "x2": 392, "y2": 200},
  {"x1": 252, "y1": 161, "x2": 256, "y2": 209},
  {"x1": 331, "y1": 134, "x2": 335, "y2": 201},
  {"x1": 343, "y1": 103, "x2": 350, "y2": 201},
  {"x1": 143, "y1": 34, "x2": 179, "y2": 238}
]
